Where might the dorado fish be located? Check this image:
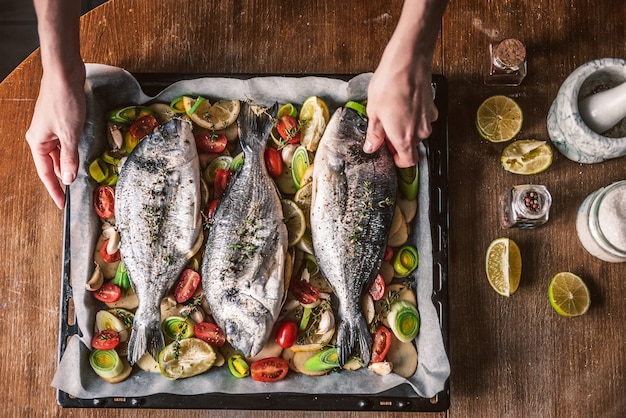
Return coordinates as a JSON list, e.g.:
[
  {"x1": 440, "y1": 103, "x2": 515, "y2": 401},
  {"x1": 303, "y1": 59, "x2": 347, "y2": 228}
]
[
  {"x1": 115, "y1": 118, "x2": 202, "y2": 365},
  {"x1": 201, "y1": 102, "x2": 288, "y2": 357},
  {"x1": 310, "y1": 107, "x2": 398, "y2": 366}
]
